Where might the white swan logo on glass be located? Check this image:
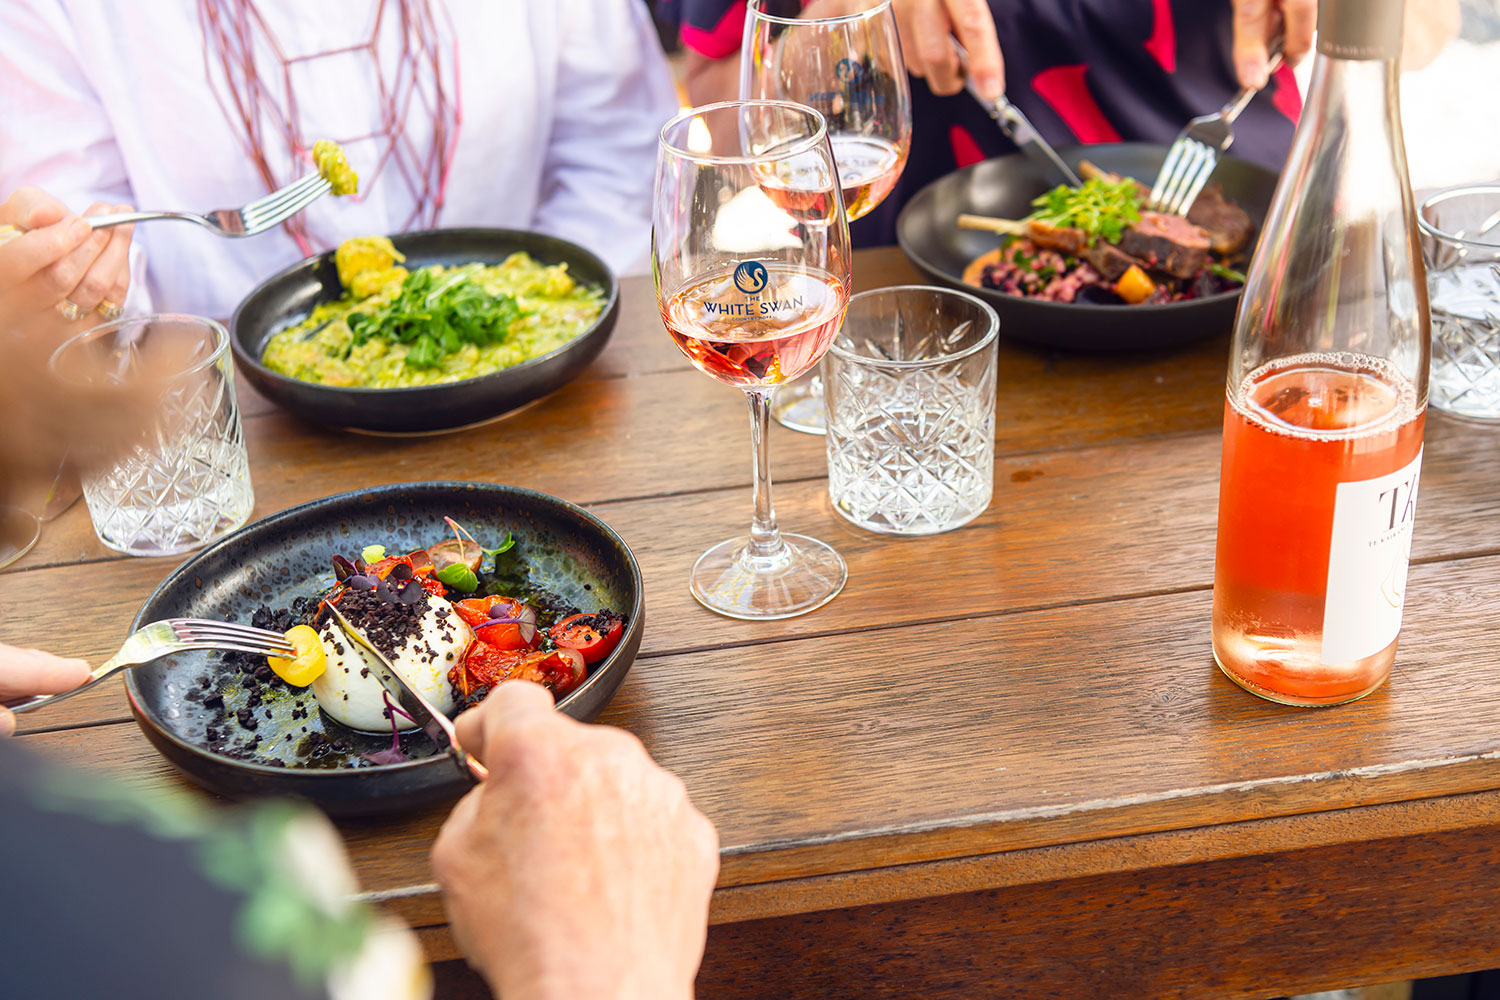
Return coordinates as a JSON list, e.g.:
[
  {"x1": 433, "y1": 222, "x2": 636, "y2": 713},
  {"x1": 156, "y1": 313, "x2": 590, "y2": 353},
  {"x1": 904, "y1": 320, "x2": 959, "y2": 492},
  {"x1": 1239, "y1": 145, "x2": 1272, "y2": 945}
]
[{"x1": 734, "y1": 260, "x2": 770, "y2": 295}]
